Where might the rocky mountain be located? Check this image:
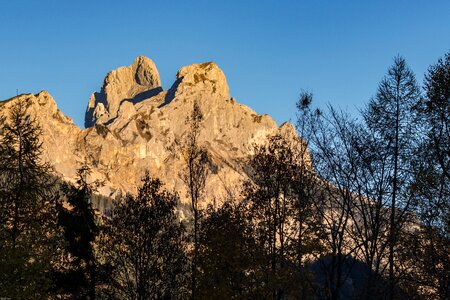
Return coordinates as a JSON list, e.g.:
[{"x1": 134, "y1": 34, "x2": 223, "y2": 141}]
[{"x1": 0, "y1": 56, "x2": 302, "y2": 204}]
